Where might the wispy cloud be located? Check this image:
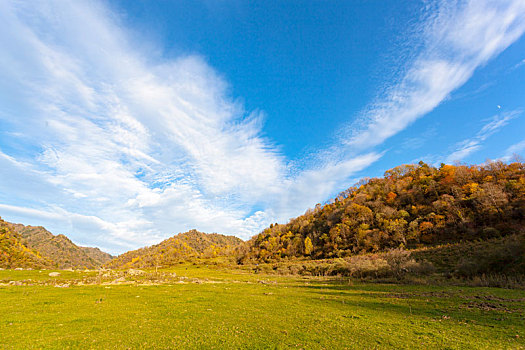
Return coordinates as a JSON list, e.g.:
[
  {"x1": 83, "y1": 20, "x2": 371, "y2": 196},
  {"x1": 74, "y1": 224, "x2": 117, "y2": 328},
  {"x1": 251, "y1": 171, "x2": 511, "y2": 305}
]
[
  {"x1": 445, "y1": 111, "x2": 520, "y2": 163},
  {"x1": 499, "y1": 139, "x2": 525, "y2": 161},
  {"x1": 0, "y1": 1, "x2": 284, "y2": 248},
  {"x1": 398, "y1": 127, "x2": 438, "y2": 153},
  {"x1": 0, "y1": 1, "x2": 378, "y2": 252},
  {"x1": 512, "y1": 58, "x2": 525, "y2": 70},
  {"x1": 343, "y1": 0, "x2": 525, "y2": 150}
]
